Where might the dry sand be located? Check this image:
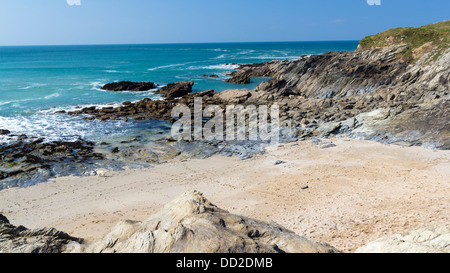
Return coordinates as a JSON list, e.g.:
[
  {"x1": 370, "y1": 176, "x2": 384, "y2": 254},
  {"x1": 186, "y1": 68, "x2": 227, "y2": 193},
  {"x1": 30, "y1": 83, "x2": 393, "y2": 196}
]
[{"x1": 0, "y1": 138, "x2": 449, "y2": 253}]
